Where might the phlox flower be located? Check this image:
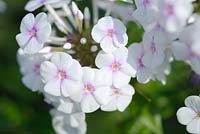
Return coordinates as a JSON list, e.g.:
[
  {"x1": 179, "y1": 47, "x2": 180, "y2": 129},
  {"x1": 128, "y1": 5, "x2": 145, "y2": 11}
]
[
  {"x1": 17, "y1": 49, "x2": 46, "y2": 92},
  {"x1": 16, "y1": 13, "x2": 51, "y2": 54},
  {"x1": 101, "y1": 84, "x2": 135, "y2": 112},
  {"x1": 25, "y1": 0, "x2": 65, "y2": 11},
  {"x1": 158, "y1": 0, "x2": 193, "y2": 32},
  {"x1": 177, "y1": 96, "x2": 200, "y2": 134},
  {"x1": 128, "y1": 43, "x2": 152, "y2": 83},
  {"x1": 51, "y1": 109, "x2": 86, "y2": 134},
  {"x1": 95, "y1": 47, "x2": 136, "y2": 87},
  {"x1": 91, "y1": 16, "x2": 128, "y2": 53},
  {"x1": 142, "y1": 31, "x2": 166, "y2": 69},
  {"x1": 133, "y1": 0, "x2": 159, "y2": 27},
  {"x1": 40, "y1": 52, "x2": 82, "y2": 98},
  {"x1": 76, "y1": 67, "x2": 112, "y2": 113},
  {"x1": 172, "y1": 19, "x2": 200, "y2": 75}
]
